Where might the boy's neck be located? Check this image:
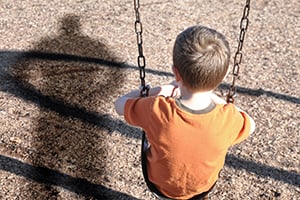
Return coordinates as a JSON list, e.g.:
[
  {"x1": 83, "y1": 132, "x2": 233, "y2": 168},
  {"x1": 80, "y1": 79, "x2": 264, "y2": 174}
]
[{"x1": 179, "y1": 86, "x2": 213, "y2": 110}]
